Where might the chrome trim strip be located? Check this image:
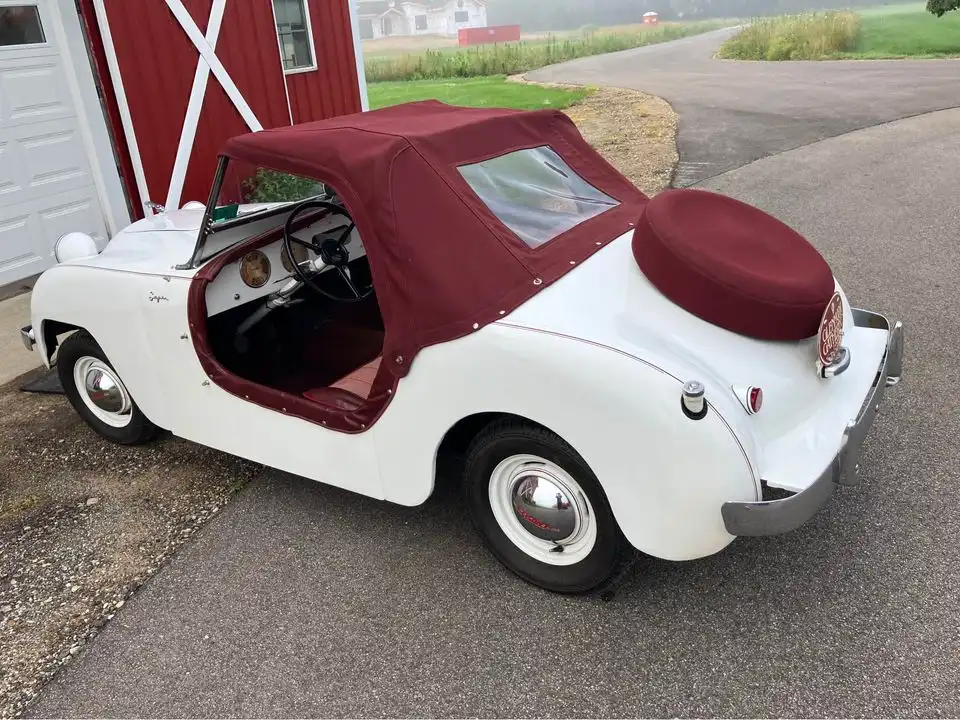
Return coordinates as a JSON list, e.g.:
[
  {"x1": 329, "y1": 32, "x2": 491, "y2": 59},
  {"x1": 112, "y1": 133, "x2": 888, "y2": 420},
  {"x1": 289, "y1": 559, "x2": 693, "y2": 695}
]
[
  {"x1": 177, "y1": 155, "x2": 228, "y2": 270},
  {"x1": 722, "y1": 309, "x2": 903, "y2": 537}
]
